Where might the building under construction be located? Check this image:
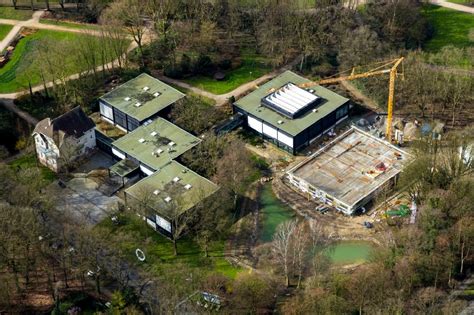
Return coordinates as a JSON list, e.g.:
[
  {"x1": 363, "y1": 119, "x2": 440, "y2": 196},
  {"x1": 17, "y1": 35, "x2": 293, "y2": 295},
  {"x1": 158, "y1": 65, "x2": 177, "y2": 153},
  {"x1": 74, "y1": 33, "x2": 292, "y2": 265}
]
[{"x1": 287, "y1": 127, "x2": 408, "y2": 215}]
